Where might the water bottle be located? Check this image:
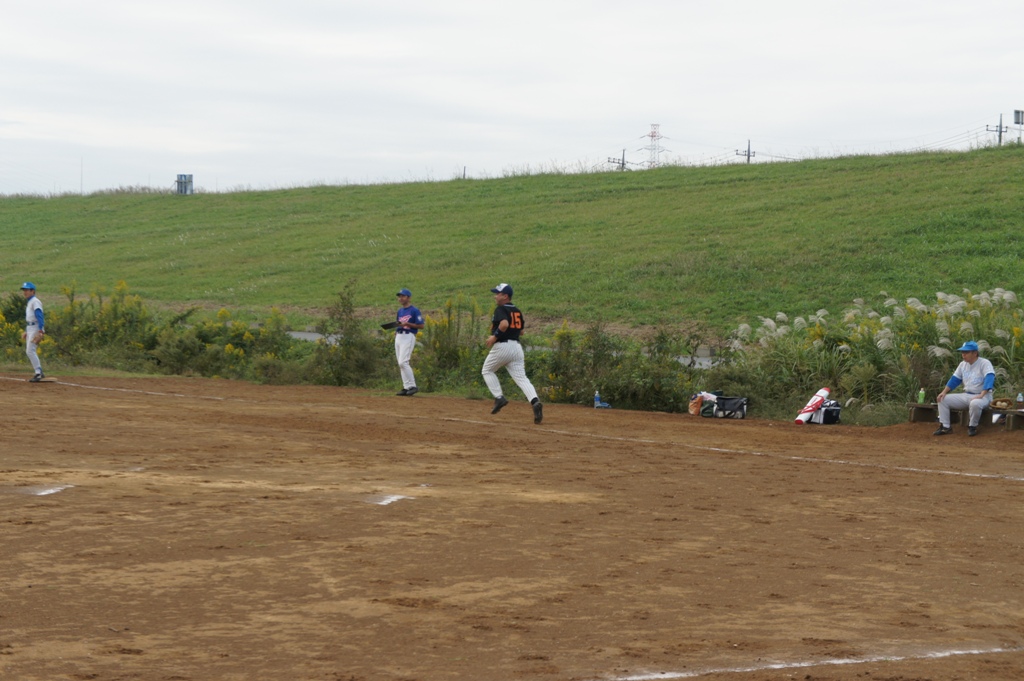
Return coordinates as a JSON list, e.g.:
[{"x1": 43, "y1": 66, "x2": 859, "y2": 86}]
[
  {"x1": 917, "y1": 388, "x2": 926, "y2": 404},
  {"x1": 1017, "y1": 392, "x2": 1023, "y2": 410},
  {"x1": 594, "y1": 390, "x2": 601, "y2": 409}
]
